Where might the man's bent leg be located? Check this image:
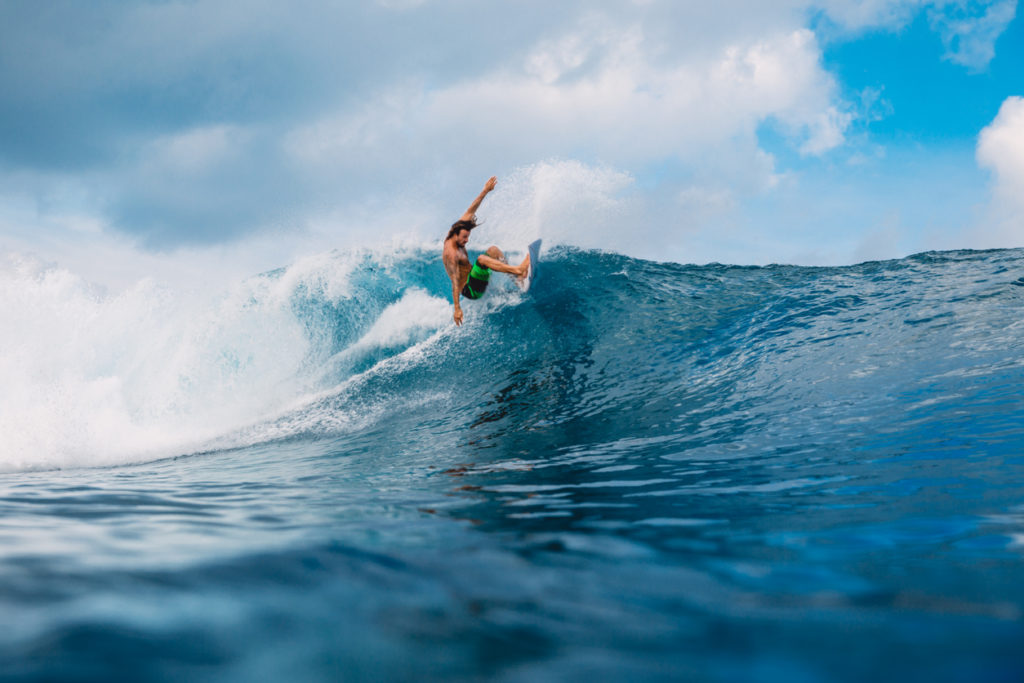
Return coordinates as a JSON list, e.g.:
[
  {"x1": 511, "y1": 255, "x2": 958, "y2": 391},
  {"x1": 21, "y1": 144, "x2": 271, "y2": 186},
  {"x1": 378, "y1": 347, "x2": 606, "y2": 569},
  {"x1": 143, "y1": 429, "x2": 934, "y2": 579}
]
[{"x1": 478, "y1": 246, "x2": 528, "y2": 278}]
